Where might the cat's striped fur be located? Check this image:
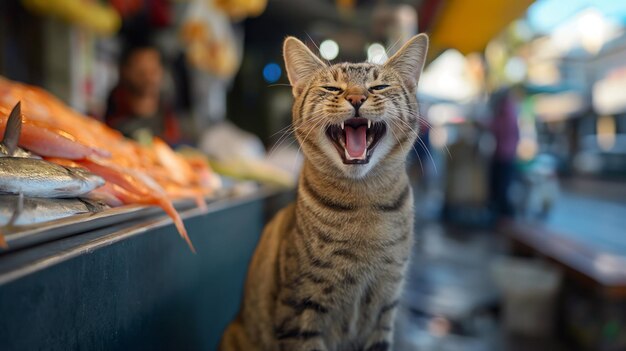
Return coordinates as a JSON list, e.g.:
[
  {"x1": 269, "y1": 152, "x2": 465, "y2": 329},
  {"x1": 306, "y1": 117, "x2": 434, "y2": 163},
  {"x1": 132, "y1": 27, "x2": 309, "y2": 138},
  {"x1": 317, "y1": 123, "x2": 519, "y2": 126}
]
[{"x1": 220, "y1": 34, "x2": 429, "y2": 351}]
